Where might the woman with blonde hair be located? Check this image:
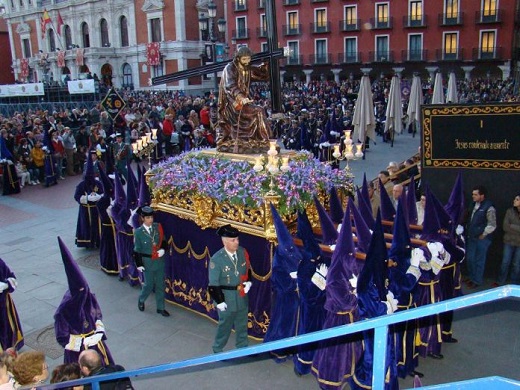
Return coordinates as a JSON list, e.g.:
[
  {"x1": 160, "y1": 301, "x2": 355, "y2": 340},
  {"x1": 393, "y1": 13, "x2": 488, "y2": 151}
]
[{"x1": 11, "y1": 351, "x2": 48, "y2": 388}]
